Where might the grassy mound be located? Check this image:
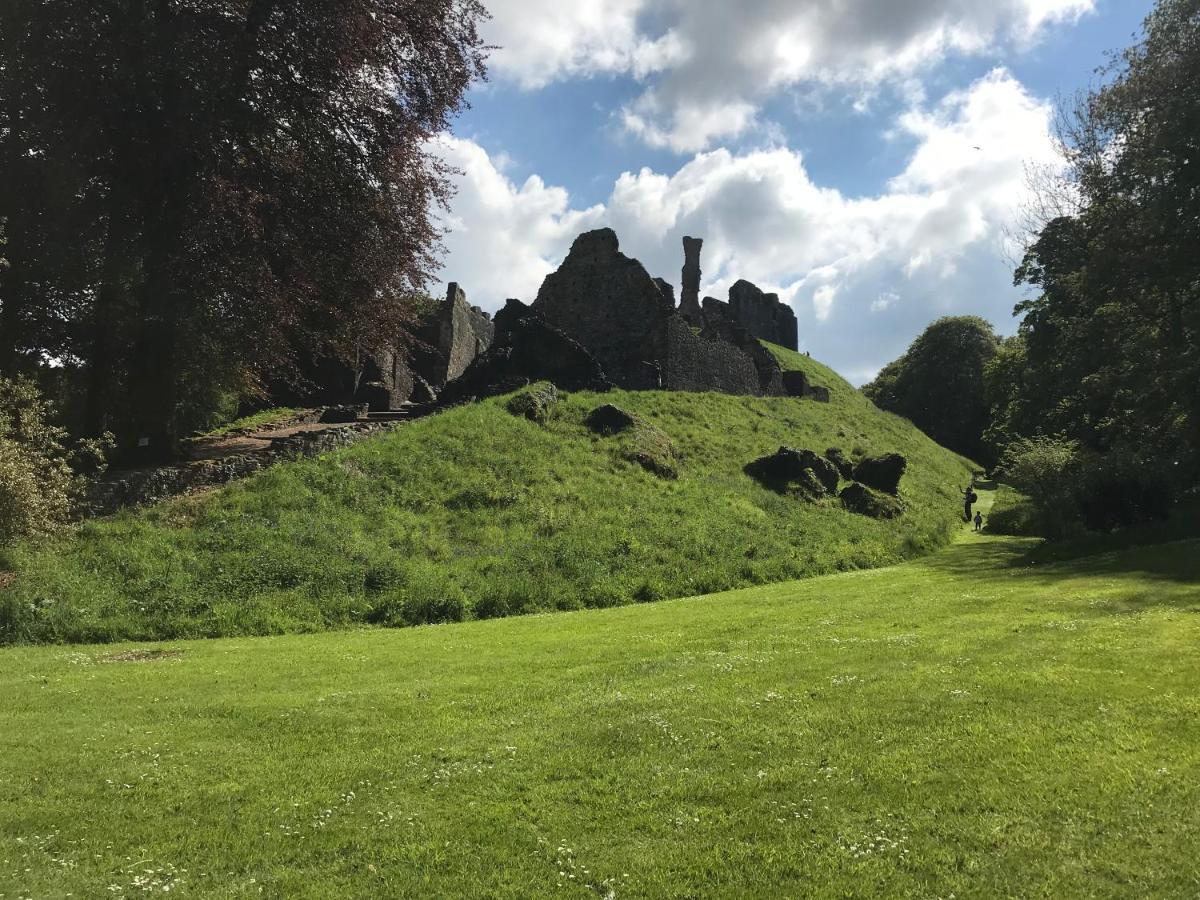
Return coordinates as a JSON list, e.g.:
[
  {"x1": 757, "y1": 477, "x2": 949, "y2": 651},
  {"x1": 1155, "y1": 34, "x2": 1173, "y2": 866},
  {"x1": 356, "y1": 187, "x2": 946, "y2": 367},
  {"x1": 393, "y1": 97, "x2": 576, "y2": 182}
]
[
  {"x1": 1, "y1": 521, "x2": 1198, "y2": 896},
  {"x1": 1, "y1": 345, "x2": 974, "y2": 644}
]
